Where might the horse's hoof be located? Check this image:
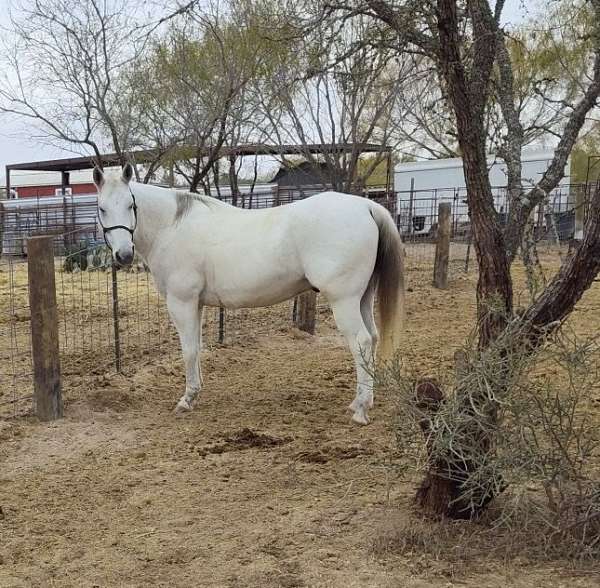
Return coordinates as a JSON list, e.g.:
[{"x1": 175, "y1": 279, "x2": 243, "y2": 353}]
[
  {"x1": 174, "y1": 399, "x2": 192, "y2": 414},
  {"x1": 349, "y1": 397, "x2": 373, "y2": 412},
  {"x1": 351, "y1": 410, "x2": 370, "y2": 425}
]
